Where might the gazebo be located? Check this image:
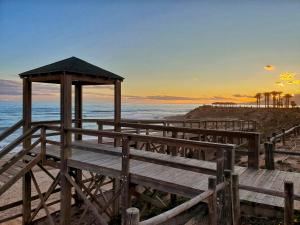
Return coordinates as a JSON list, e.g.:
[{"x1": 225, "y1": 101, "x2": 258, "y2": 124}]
[{"x1": 19, "y1": 56, "x2": 124, "y2": 224}]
